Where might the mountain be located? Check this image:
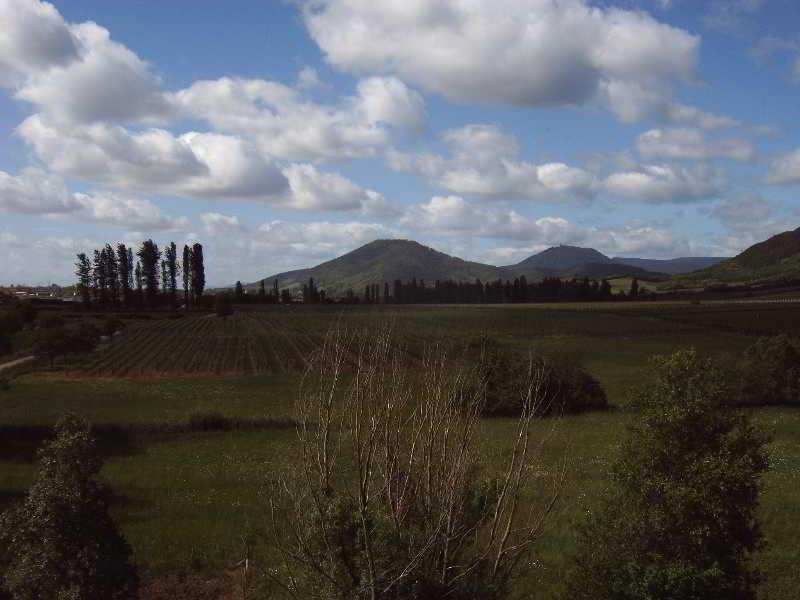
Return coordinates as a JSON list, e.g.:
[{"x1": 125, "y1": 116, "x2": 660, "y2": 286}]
[
  {"x1": 508, "y1": 245, "x2": 611, "y2": 272},
  {"x1": 506, "y1": 245, "x2": 708, "y2": 279},
  {"x1": 259, "y1": 239, "x2": 508, "y2": 294},
  {"x1": 559, "y1": 262, "x2": 668, "y2": 280},
  {"x1": 670, "y1": 227, "x2": 800, "y2": 287},
  {"x1": 612, "y1": 256, "x2": 727, "y2": 275},
  {"x1": 252, "y1": 240, "x2": 729, "y2": 295}
]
